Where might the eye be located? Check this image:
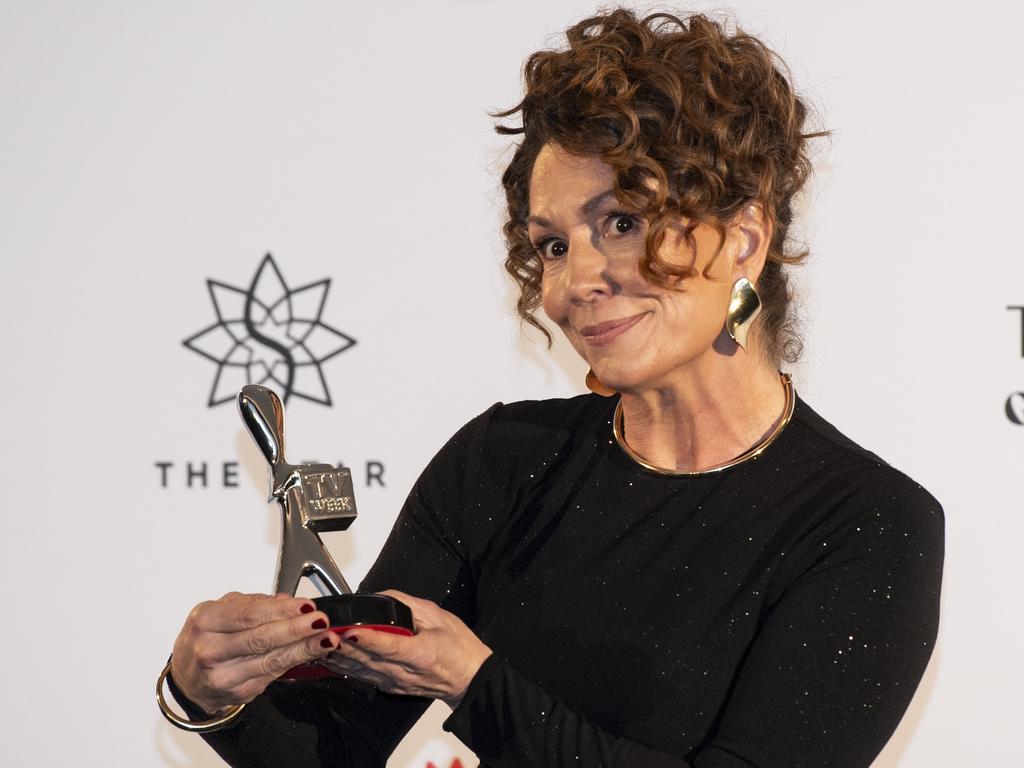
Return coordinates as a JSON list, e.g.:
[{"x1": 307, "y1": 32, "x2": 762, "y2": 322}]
[
  {"x1": 532, "y1": 235, "x2": 568, "y2": 261},
  {"x1": 530, "y1": 211, "x2": 642, "y2": 261},
  {"x1": 605, "y1": 211, "x2": 640, "y2": 237}
]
